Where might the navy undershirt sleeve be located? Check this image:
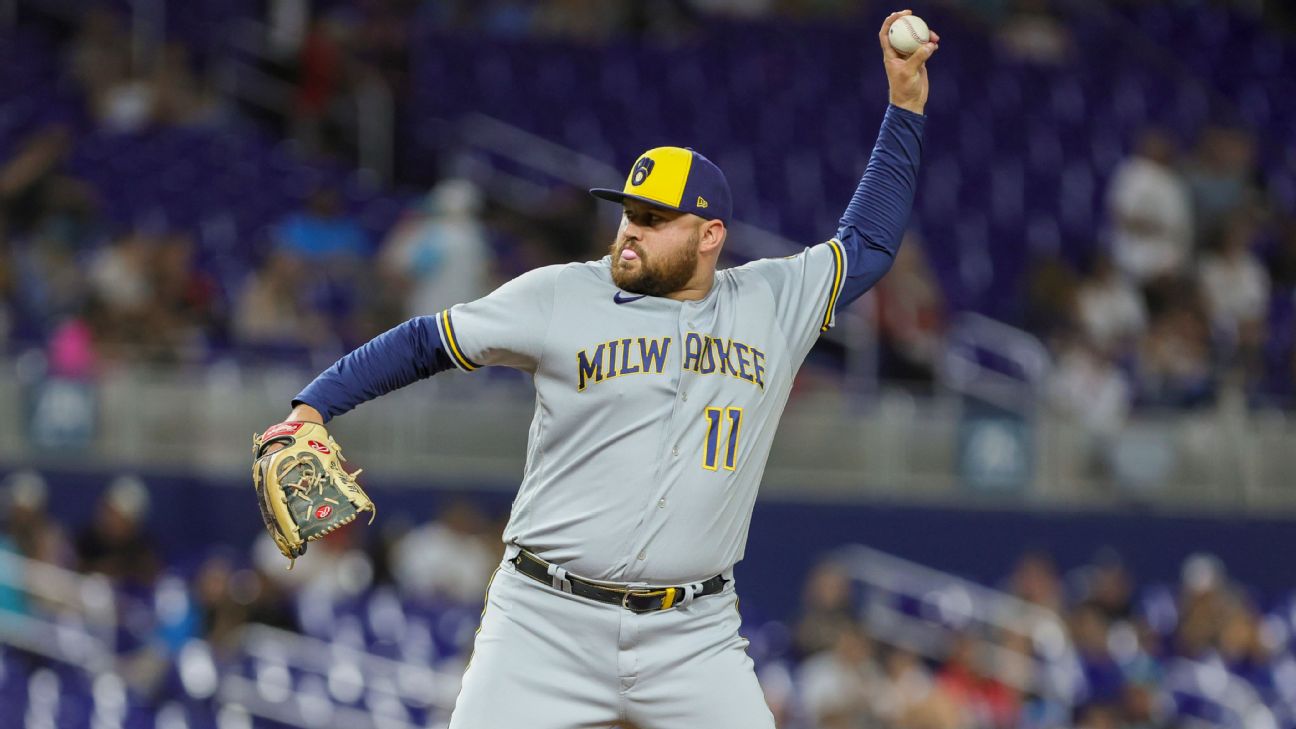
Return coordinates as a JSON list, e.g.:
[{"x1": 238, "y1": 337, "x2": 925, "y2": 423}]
[
  {"x1": 293, "y1": 316, "x2": 455, "y2": 422},
  {"x1": 835, "y1": 104, "x2": 926, "y2": 308}
]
